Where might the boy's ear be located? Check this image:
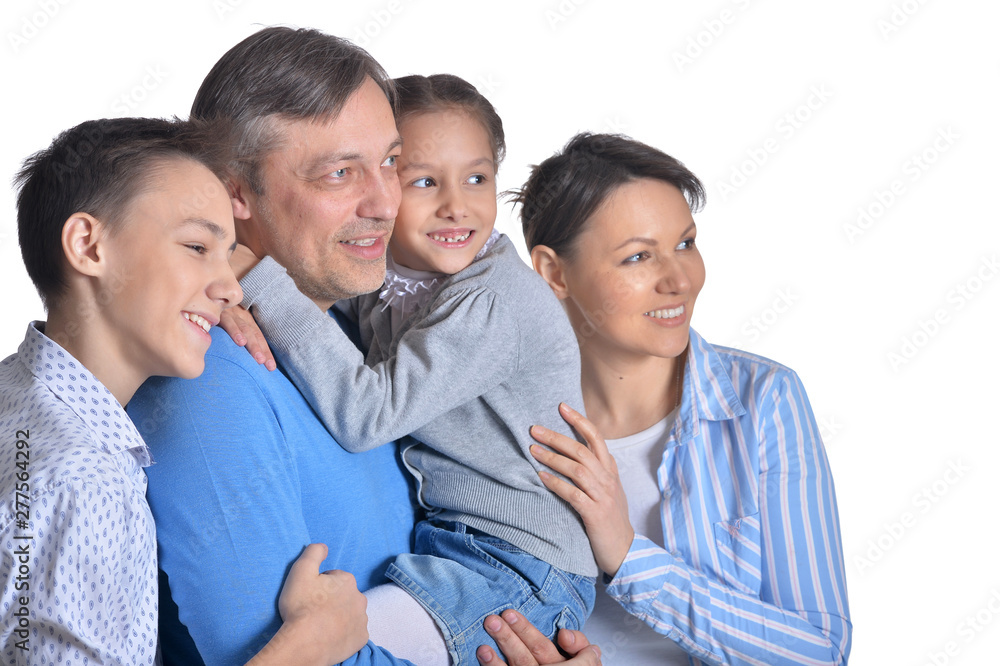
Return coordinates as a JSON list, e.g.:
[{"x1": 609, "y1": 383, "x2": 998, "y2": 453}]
[
  {"x1": 61, "y1": 212, "x2": 107, "y2": 278},
  {"x1": 227, "y1": 177, "x2": 253, "y2": 221},
  {"x1": 531, "y1": 245, "x2": 570, "y2": 300}
]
